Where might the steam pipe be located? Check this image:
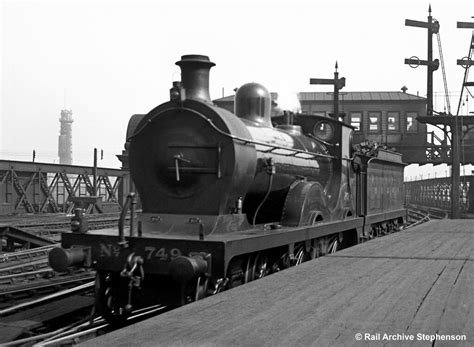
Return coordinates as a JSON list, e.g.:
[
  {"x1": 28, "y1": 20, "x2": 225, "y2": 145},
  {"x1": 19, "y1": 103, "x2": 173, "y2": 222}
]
[
  {"x1": 130, "y1": 193, "x2": 136, "y2": 237},
  {"x1": 118, "y1": 193, "x2": 135, "y2": 246}
]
